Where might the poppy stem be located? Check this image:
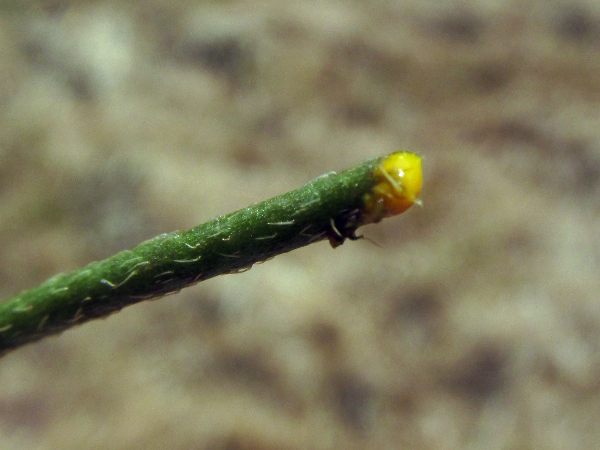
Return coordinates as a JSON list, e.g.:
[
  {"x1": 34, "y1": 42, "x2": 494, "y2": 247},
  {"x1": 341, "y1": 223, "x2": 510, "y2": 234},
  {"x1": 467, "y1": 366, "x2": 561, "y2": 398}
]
[{"x1": 0, "y1": 152, "x2": 422, "y2": 356}]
